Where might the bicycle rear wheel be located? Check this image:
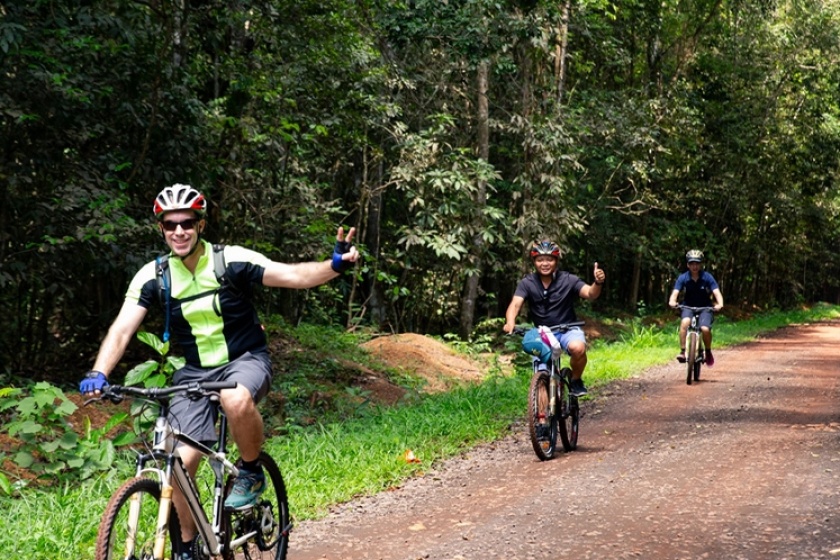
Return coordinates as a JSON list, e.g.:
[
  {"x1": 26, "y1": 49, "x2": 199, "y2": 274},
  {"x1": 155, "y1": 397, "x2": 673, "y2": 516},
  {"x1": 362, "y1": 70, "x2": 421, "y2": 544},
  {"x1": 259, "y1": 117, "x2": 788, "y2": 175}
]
[
  {"x1": 95, "y1": 477, "x2": 182, "y2": 560},
  {"x1": 222, "y1": 451, "x2": 291, "y2": 560},
  {"x1": 557, "y1": 368, "x2": 579, "y2": 451},
  {"x1": 527, "y1": 370, "x2": 558, "y2": 460},
  {"x1": 686, "y1": 332, "x2": 697, "y2": 385}
]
